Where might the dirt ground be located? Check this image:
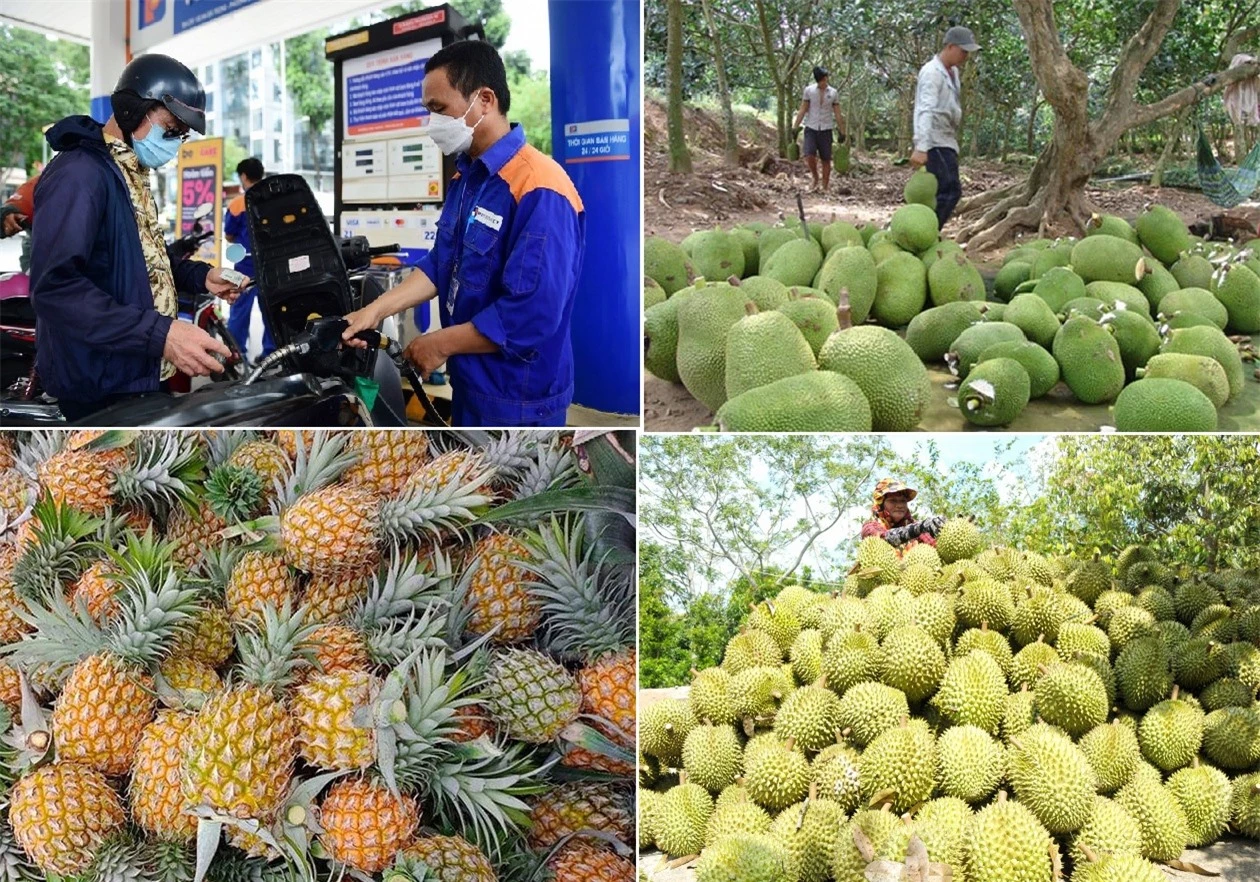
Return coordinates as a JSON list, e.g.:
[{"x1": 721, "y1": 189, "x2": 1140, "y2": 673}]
[
  {"x1": 643, "y1": 99, "x2": 1256, "y2": 433},
  {"x1": 636, "y1": 687, "x2": 1260, "y2": 881}
]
